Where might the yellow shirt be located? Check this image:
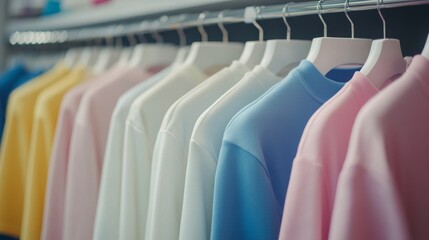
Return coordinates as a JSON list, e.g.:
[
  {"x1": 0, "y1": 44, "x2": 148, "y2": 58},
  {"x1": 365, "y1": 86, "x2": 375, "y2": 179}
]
[
  {"x1": 0, "y1": 63, "x2": 70, "y2": 237},
  {"x1": 20, "y1": 65, "x2": 88, "y2": 240}
]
